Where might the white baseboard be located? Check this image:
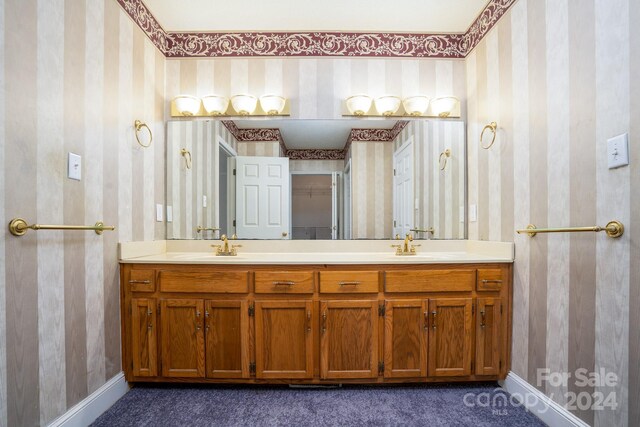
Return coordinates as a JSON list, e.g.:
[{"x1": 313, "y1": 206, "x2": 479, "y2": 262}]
[
  {"x1": 501, "y1": 372, "x2": 590, "y2": 427},
  {"x1": 48, "y1": 372, "x2": 129, "y2": 427}
]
